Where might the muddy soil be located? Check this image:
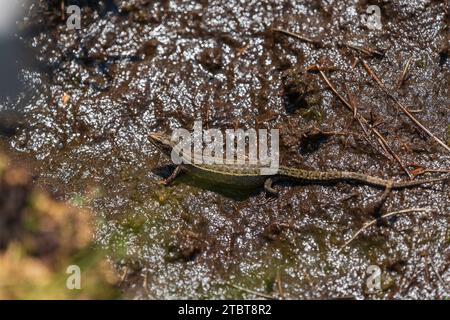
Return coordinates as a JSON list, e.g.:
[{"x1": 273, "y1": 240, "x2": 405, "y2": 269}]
[{"x1": 1, "y1": 0, "x2": 449, "y2": 299}]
